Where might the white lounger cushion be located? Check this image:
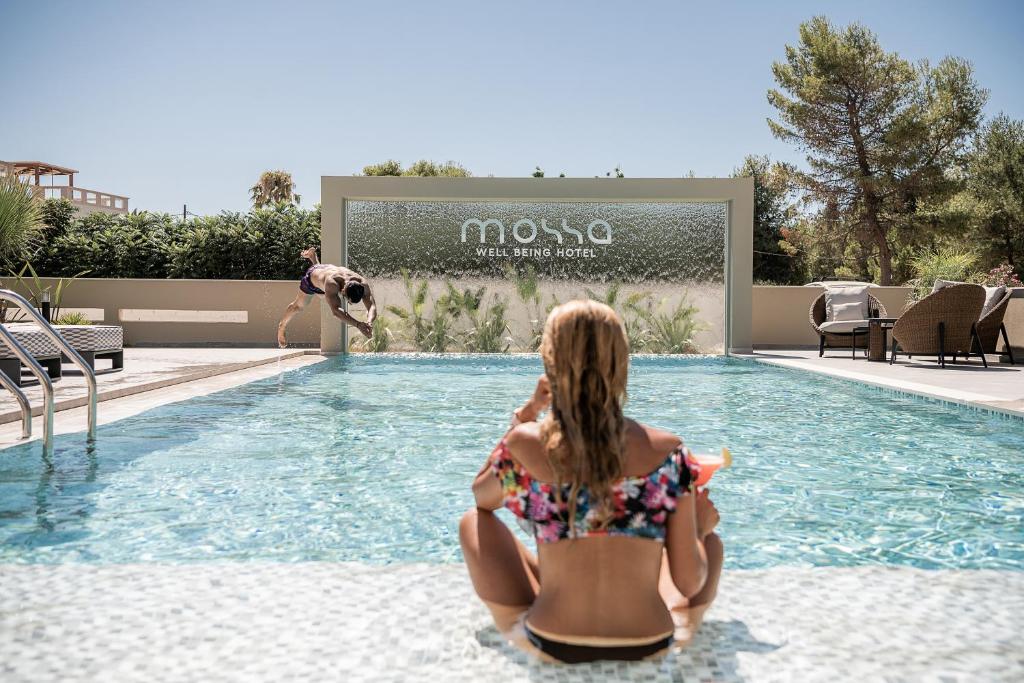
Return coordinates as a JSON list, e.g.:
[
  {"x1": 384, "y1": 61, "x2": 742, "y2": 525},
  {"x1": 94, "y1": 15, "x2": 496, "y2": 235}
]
[
  {"x1": 932, "y1": 278, "x2": 964, "y2": 293},
  {"x1": 55, "y1": 325, "x2": 123, "y2": 352},
  {"x1": 825, "y1": 285, "x2": 869, "y2": 321},
  {"x1": 818, "y1": 319, "x2": 871, "y2": 334},
  {"x1": 981, "y1": 285, "x2": 1007, "y2": 318},
  {"x1": 0, "y1": 324, "x2": 123, "y2": 359}
]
